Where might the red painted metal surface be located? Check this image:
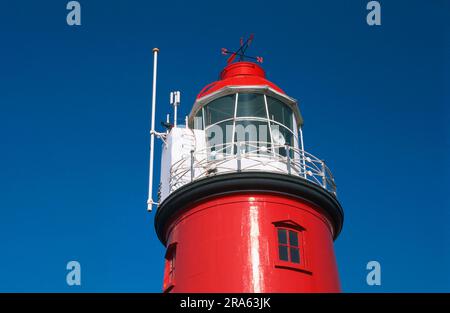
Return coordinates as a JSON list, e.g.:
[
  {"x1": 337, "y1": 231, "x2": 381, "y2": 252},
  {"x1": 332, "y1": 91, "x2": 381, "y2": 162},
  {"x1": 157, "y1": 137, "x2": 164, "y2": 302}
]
[
  {"x1": 196, "y1": 62, "x2": 285, "y2": 99},
  {"x1": 162, "y1": 193, "x2": 341, "y2": 293}
]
